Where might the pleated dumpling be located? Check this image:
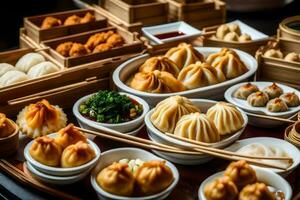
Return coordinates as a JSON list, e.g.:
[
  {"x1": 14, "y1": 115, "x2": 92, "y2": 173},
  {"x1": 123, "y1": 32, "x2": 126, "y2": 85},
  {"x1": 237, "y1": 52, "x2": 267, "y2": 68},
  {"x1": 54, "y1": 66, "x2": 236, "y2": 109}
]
[
  {"x1": 151, "y1": 96, "x2": 200, "y2": 133},
  {"x1": 0, "y1": 113, "x2": 16, "y2": 138},
  {"x1": 234, "y1": 83, "x2": 259, "y2": 100},
  {"x1": 165, "y1": 43, "x2": 204, "y2": 69},
  {"x1": 178, "y1": 61, "x2": 226, "y2": 89},
  {"x1": 262, "y1": 83, "x2": 283, "y2": 99},
  {"x1": 0, "y1": 71, "x2": 28, "y2": 87},
  {"x1": 239, "y1": 183, "x2": 276, "y2": 200},
  {"x1": 0, "y1": 63, "x2": 15, "y2": 77},
  {"x1": 130, "y1": 70, "x2": 185, "y2": 93},
  {"x1": 280, "y1": 92, "x2": 300, "y2": 107},
  {"x1": 266, "y1": 98, "x2": 288, "y2": 112},
  {"x1": 247, "y1": 91, "x2": 269, "y2": 107},
  {"x1": 174, "y1": 113, "x2": 220, "y2": 143},
  {"x1": 27, "y1": 61, "x2": 60, "y2": 78},
  {"x1": 139, "y1": 56, "x2": 180, "y2": 77},
  {"x1": 263, "y1": 49, "x2": 283, "y2": 59},
  {"x1": 206, "y1": 102, "x2": 244, "y2": 135},
  {"x1": 15, "y1": 53, "x2": 45, "y2": 73},
  {"x1": 204, "y1": 176, "x2": 238, "y2": 200}
]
